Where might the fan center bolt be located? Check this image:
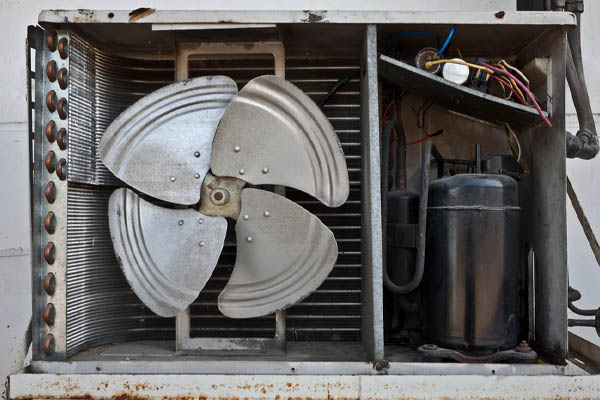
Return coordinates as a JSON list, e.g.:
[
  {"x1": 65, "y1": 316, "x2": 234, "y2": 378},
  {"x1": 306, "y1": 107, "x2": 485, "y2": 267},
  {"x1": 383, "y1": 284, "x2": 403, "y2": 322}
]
[{"x1": 210, "y1": 188, "x2": 230, "y2": 206}]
